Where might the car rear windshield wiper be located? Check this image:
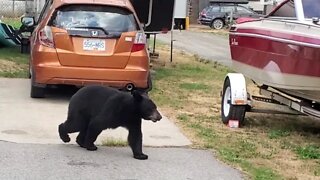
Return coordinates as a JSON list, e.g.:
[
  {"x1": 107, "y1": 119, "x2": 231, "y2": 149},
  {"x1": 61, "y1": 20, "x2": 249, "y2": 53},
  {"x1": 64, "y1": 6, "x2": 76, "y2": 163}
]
[{"x1": 72, "y1": 26, "x2": 109, "y2": 35}]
